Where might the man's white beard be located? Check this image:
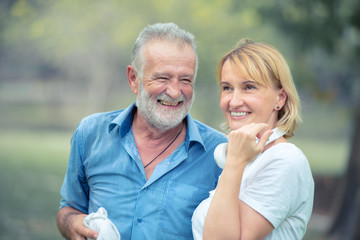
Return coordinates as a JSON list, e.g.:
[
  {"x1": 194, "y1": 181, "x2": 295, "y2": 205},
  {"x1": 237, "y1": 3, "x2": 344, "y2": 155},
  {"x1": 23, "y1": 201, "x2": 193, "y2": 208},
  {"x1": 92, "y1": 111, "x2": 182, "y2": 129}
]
[{"x1": 135, "y1": 81, "x2": 193, "y2": 131}]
